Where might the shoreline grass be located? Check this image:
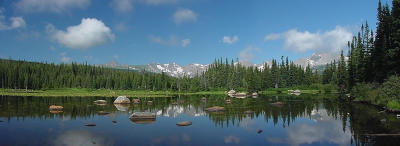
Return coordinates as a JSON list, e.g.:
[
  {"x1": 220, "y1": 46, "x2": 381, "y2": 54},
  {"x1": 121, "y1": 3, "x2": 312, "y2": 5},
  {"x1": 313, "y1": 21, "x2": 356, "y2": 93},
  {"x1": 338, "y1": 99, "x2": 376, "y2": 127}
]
[{"x1": 0, "y1": 88, "x2": 330, "y2": 97}]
